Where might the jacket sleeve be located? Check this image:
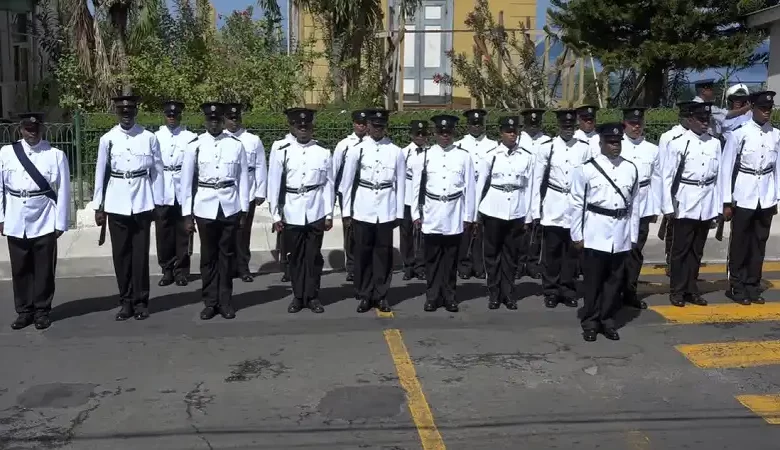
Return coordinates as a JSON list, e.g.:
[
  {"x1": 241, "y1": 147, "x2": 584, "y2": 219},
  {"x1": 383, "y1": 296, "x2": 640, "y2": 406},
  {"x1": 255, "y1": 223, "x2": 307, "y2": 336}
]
[
  {"x1": 255, "y1": 138, "x2": 267, "y2": 200},
  {"x1": 55, "y1": 150, "x2": 71, "y2": 232},
  {"x1": 569, "y1": 165, "x2": 586, "y2": 243},
  {"x1": 150, "y1": 135, "x2": 165, "y2": 206},
  {"x1": 179, "y1": 142, "x2": 197, "y2": 217},
  {"x1": 720, "y1": 131, "x2": 739, "y2": 207},
  {"x1": 92, "y1": 135, "x2": 110, "y2": 211},
  {"x1": 530, "y1": 143, "x2": 550, "y2": 220},
  {"x1": 463, "y1": 154, "x2": 476, "y2": 223},
  {"x1": 395, "y1": 147, "x2": 406, "y2": 220}
]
